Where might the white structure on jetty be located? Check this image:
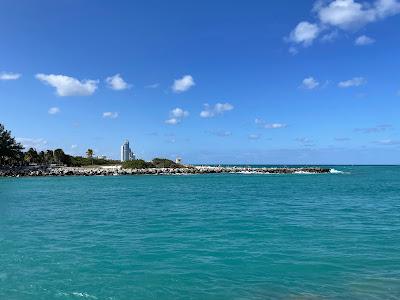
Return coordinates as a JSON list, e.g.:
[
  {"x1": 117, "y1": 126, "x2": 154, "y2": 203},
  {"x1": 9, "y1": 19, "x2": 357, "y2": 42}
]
[{"x1": 120, "y1": 140, "x2": 135, "y2": 162}]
